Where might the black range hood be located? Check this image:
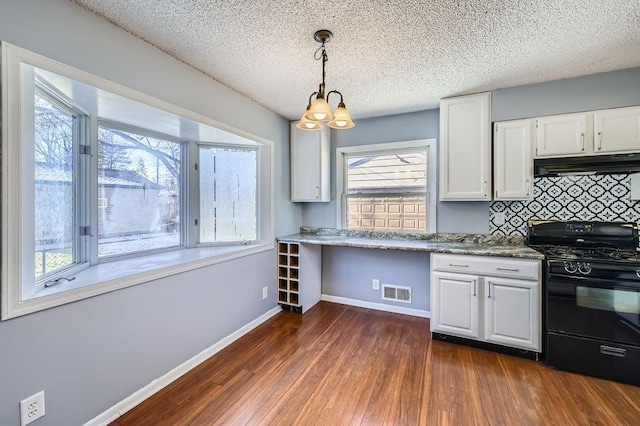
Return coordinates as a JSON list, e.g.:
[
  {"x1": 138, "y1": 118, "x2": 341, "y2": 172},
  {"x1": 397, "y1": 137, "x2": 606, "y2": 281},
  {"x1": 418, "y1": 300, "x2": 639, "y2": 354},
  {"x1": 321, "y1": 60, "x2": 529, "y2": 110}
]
[{"x1": 534, "y1": 153, "x2": 640, "y2": 177}]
